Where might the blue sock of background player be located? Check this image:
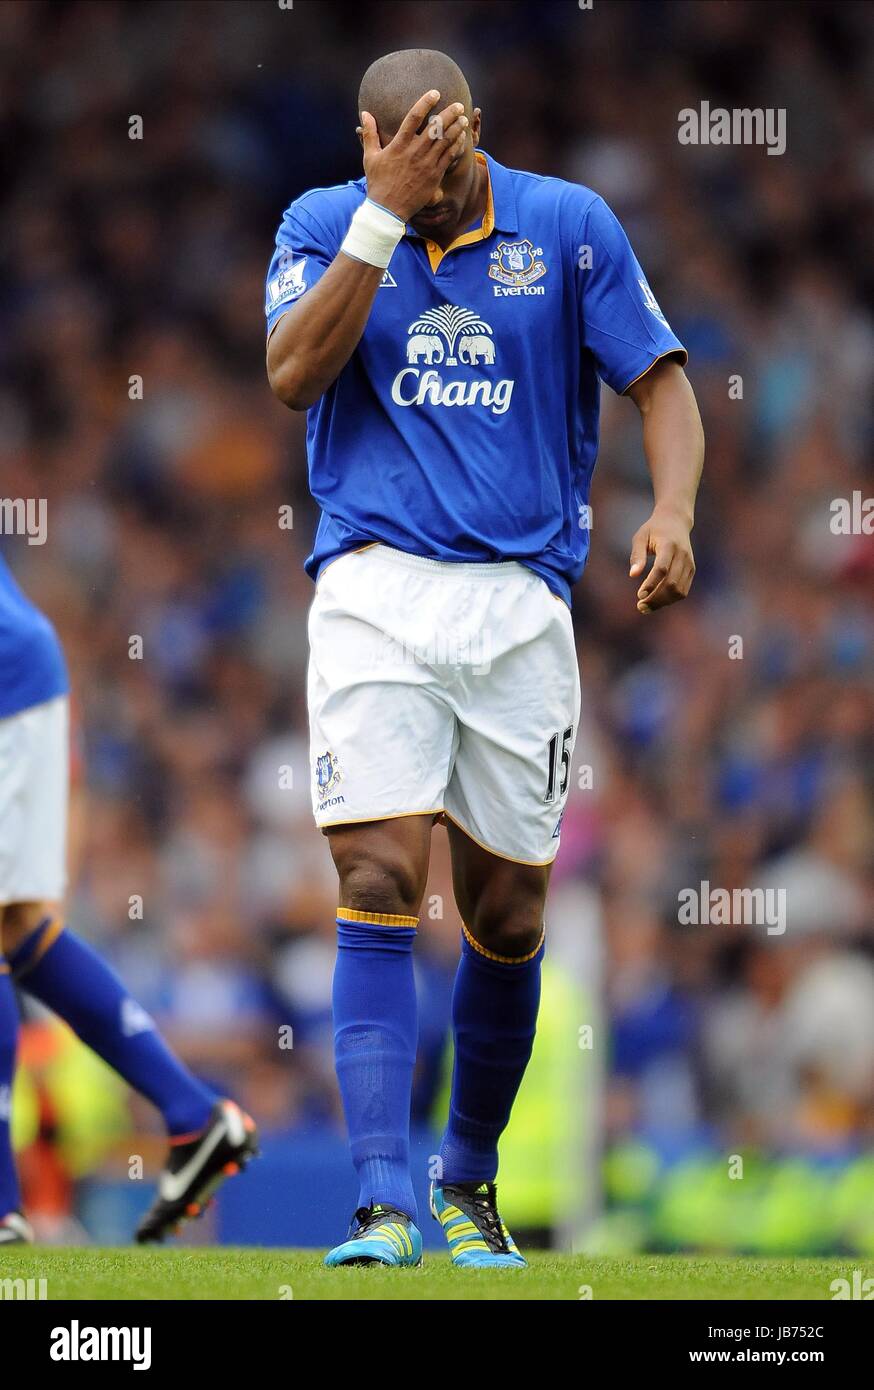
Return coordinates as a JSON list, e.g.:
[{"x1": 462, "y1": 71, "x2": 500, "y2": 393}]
[{"x1": 7, "y1": 916, "x2": 216, "y2": 1138}]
